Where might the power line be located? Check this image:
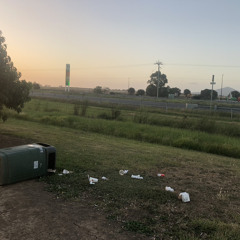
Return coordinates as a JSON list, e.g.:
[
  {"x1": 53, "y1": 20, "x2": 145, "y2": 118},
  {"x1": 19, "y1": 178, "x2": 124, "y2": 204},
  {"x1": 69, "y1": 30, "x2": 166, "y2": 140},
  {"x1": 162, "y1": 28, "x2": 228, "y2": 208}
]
[
  {"x1": 164, "y1": 63, "x2": 240, "y2": 68},
  {"x1": 20, "y1": 62, "x2": 240, "y2": 72}
]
